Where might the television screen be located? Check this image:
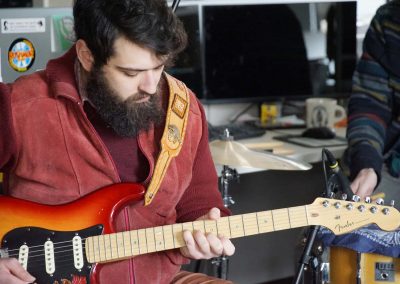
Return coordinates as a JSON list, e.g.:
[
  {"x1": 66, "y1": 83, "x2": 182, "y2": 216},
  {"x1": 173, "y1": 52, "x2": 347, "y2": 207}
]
[{"x1": 169, "y1": 1, "x2": 357, "y2": 104}]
